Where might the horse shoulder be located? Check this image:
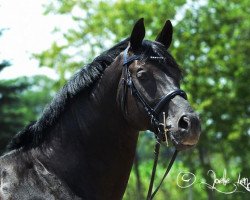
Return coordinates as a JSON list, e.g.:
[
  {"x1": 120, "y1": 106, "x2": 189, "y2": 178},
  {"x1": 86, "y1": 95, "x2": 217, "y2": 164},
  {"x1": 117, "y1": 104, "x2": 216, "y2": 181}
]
[{"x1": 0, "y1": 150, "x2": 81, "y2": 200}]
